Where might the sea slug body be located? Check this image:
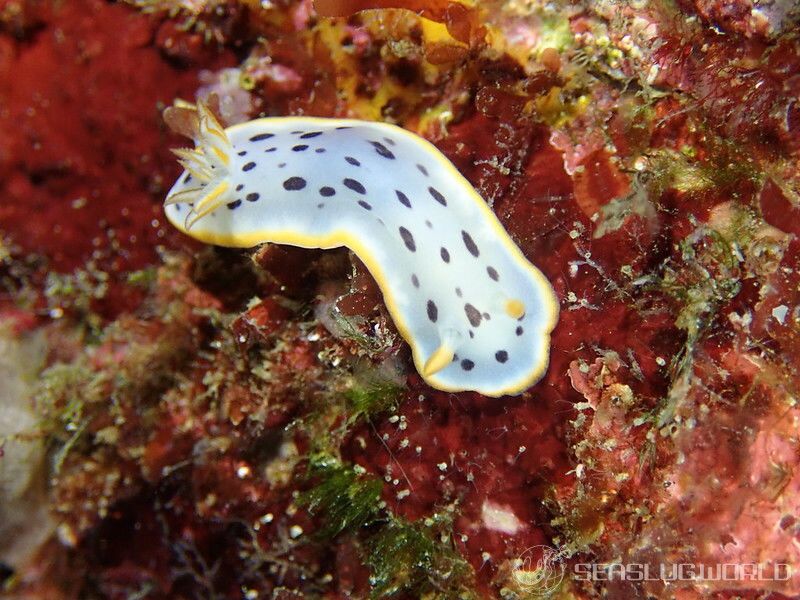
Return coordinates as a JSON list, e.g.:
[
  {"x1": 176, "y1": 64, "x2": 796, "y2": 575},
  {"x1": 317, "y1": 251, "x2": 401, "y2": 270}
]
[{"x1": 163, "y1": 102, "x2": 559, "y2": 397}]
